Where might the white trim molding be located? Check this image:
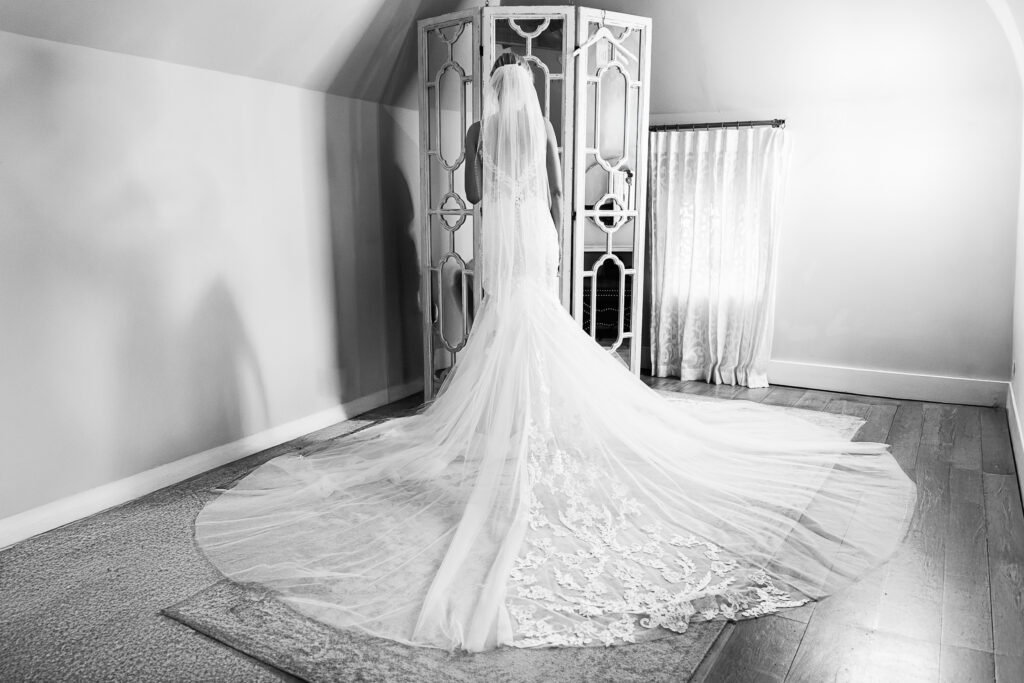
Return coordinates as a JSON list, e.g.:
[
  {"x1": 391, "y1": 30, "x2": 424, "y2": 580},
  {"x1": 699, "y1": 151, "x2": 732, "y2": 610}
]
[
  {"x1": 0, "y1": 379, "x2": 424, "y2": 550},
  {"x1": 1007, "y1": 384, "x2": 1024, "y2": 501},
  {"x1": 769, "y1": 359, "x2": 1008, "y2": 407}
]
